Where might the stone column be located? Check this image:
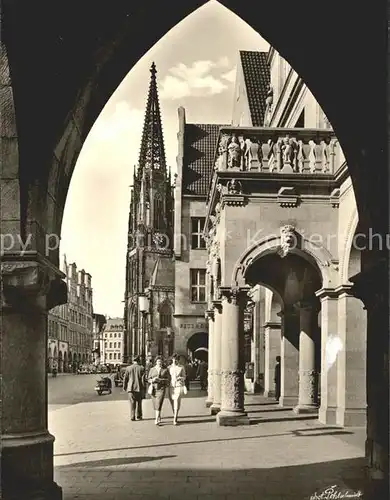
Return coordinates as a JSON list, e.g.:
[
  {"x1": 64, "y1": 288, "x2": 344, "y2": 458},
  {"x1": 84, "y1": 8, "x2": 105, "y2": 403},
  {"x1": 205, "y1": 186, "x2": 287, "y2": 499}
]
[
  {"x1": 294, "y1": 301, "x2": 319, "y2": 414},
  {"x1": 279, "y1": 309, "x2": 299, "y2": 407},
  {"x1": 216, "y1": 287, "x2": 250, "y2": 426},
  {"x1": 210, "y1": 302, "x2": 222, "y2": 415},
  {"x1": 336, "y1": 284, "x2": 367, "y2": 426},
  {"x1": 351, "y1": 263, "x2": 388, "y2": 499},
  {"x1": 205, "y1": 309, "x2": 215, "y2": 408},
  {"x1": 1, "y1": 259, "x2": 67, "y2": 500},
  {"x1": 257, "y1": 298, "x2": 266, "y2": 392},
  {"x1": 264, "y1": 321, "x2": 281, "y2": 398},
  {"x1": 316, "y1": 288, "x2": 339, "y2": 425}
]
